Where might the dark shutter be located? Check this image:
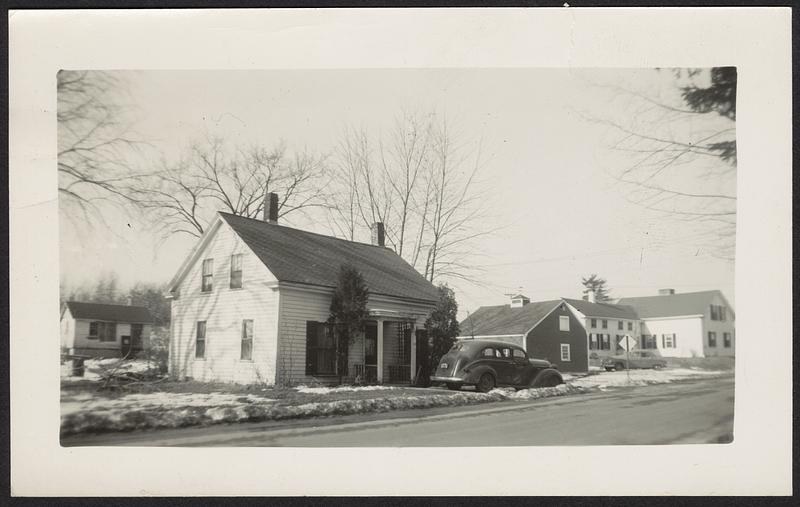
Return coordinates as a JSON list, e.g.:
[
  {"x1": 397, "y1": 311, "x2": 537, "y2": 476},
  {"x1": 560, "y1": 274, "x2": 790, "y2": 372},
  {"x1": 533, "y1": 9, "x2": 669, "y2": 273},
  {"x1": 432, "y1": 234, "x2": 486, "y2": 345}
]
[
  {"x1": 673, "y1": 334, "x2": 677, "y2": 348},
  {"x1": 305, "y1": 322, "x2": 317, "y2": 375}
]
